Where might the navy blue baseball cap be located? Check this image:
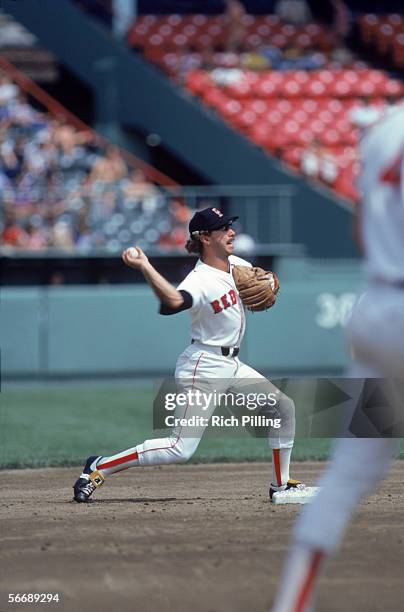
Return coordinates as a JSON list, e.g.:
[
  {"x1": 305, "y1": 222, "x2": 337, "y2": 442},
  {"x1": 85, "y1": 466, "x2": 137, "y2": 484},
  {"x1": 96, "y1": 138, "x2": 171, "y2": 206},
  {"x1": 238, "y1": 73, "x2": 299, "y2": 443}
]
[{"x1": 189, "y1": 207, "x2": 239, "y2": 235}]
